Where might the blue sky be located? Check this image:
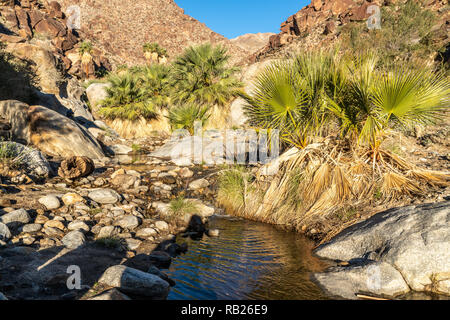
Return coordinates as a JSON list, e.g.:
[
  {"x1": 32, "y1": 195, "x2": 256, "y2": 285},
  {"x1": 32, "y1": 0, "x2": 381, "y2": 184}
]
[{"x1": 174, "y1": 0, "x2": 309, "y2": 39}]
